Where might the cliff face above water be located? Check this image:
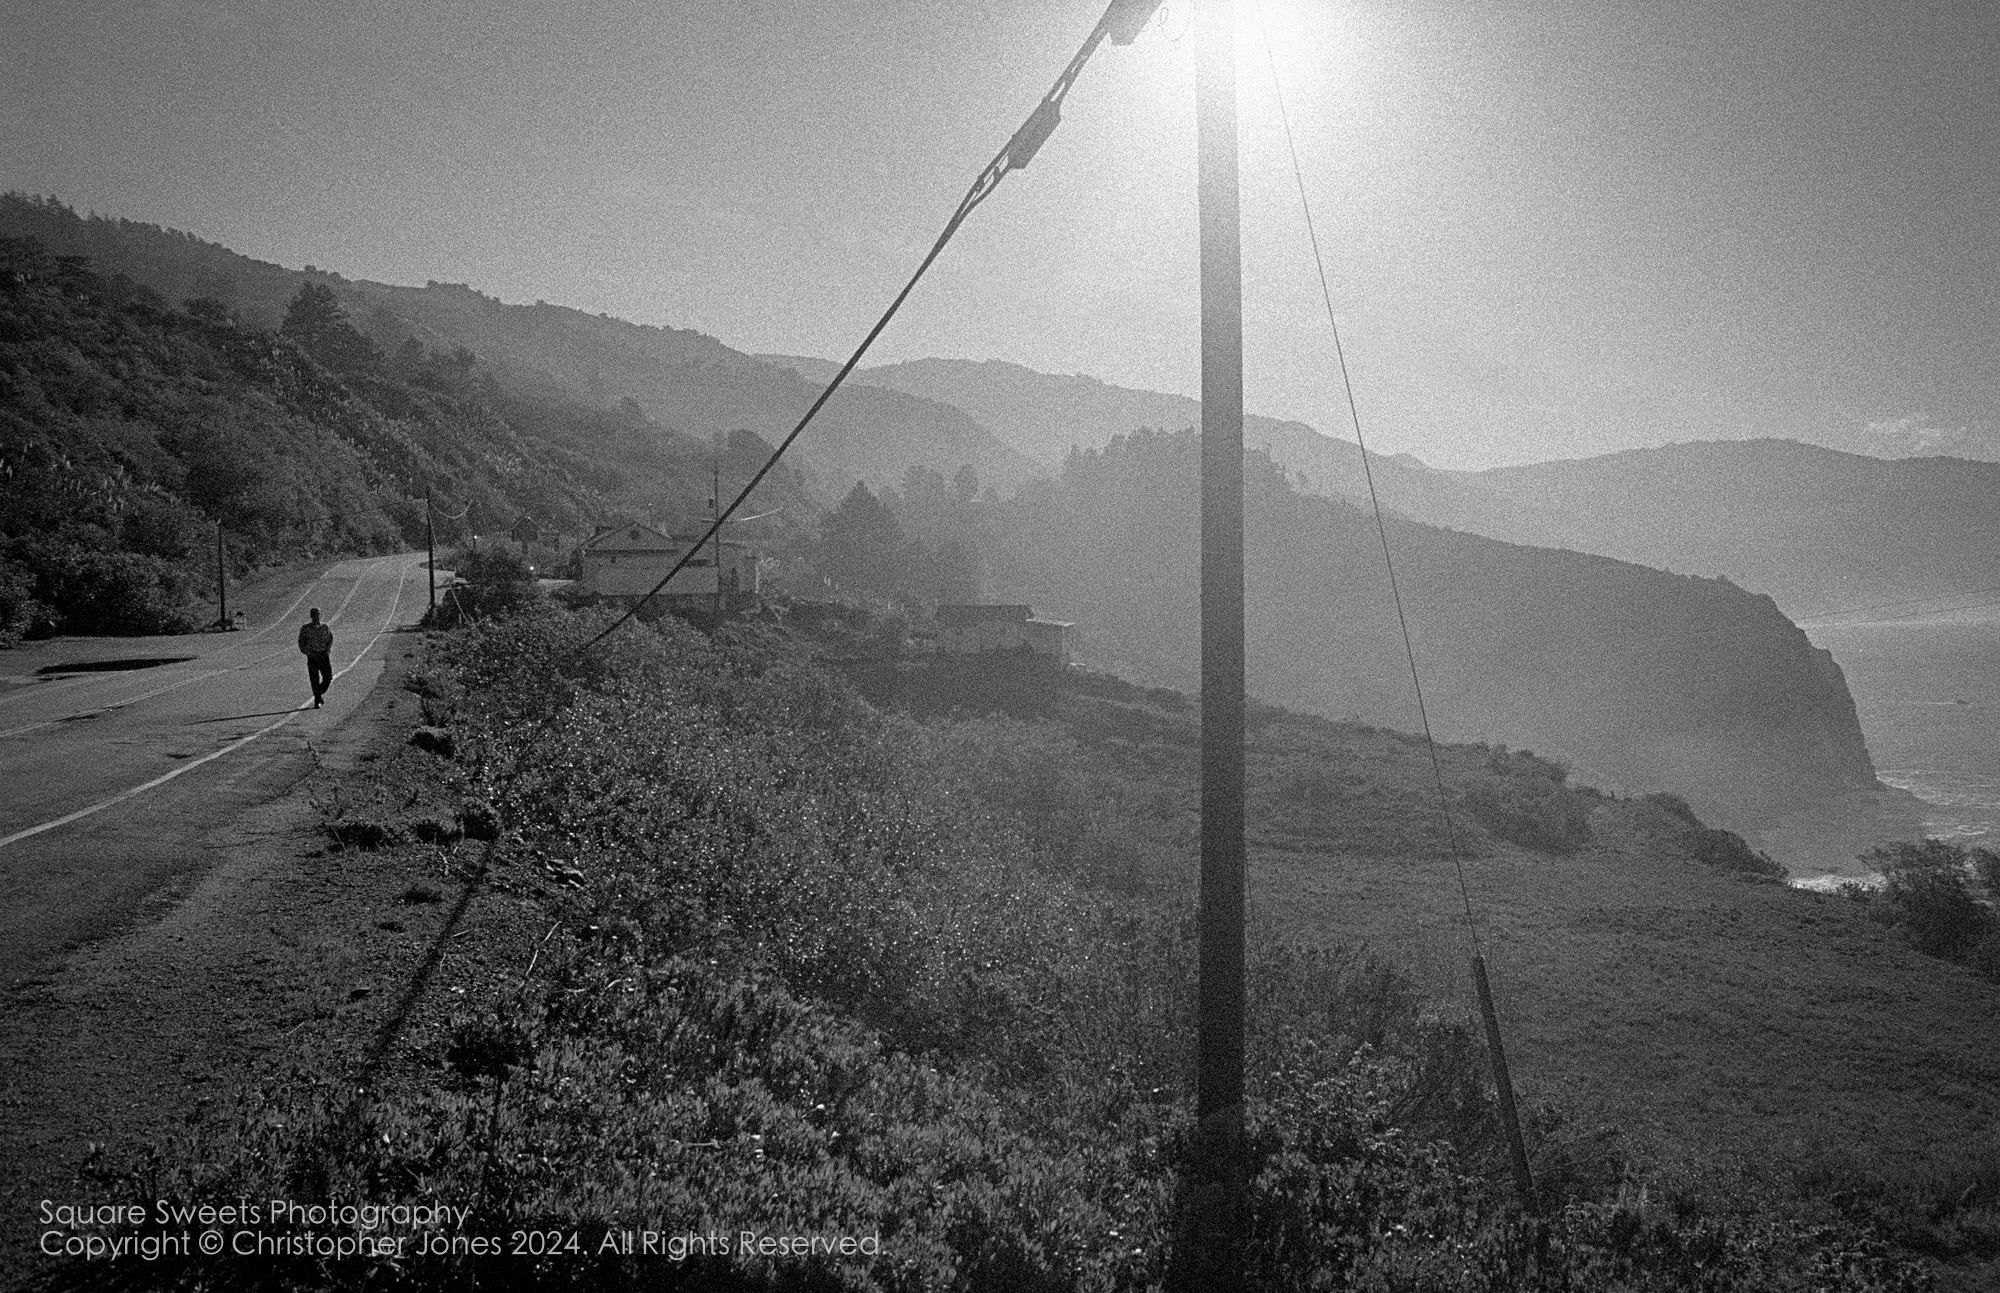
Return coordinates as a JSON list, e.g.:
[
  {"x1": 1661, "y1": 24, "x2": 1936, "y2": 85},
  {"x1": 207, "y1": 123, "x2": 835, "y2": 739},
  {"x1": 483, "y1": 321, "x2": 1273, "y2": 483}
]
[{"x1": 981, "y1": 432, "x2": 1877, "y2": 831}]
